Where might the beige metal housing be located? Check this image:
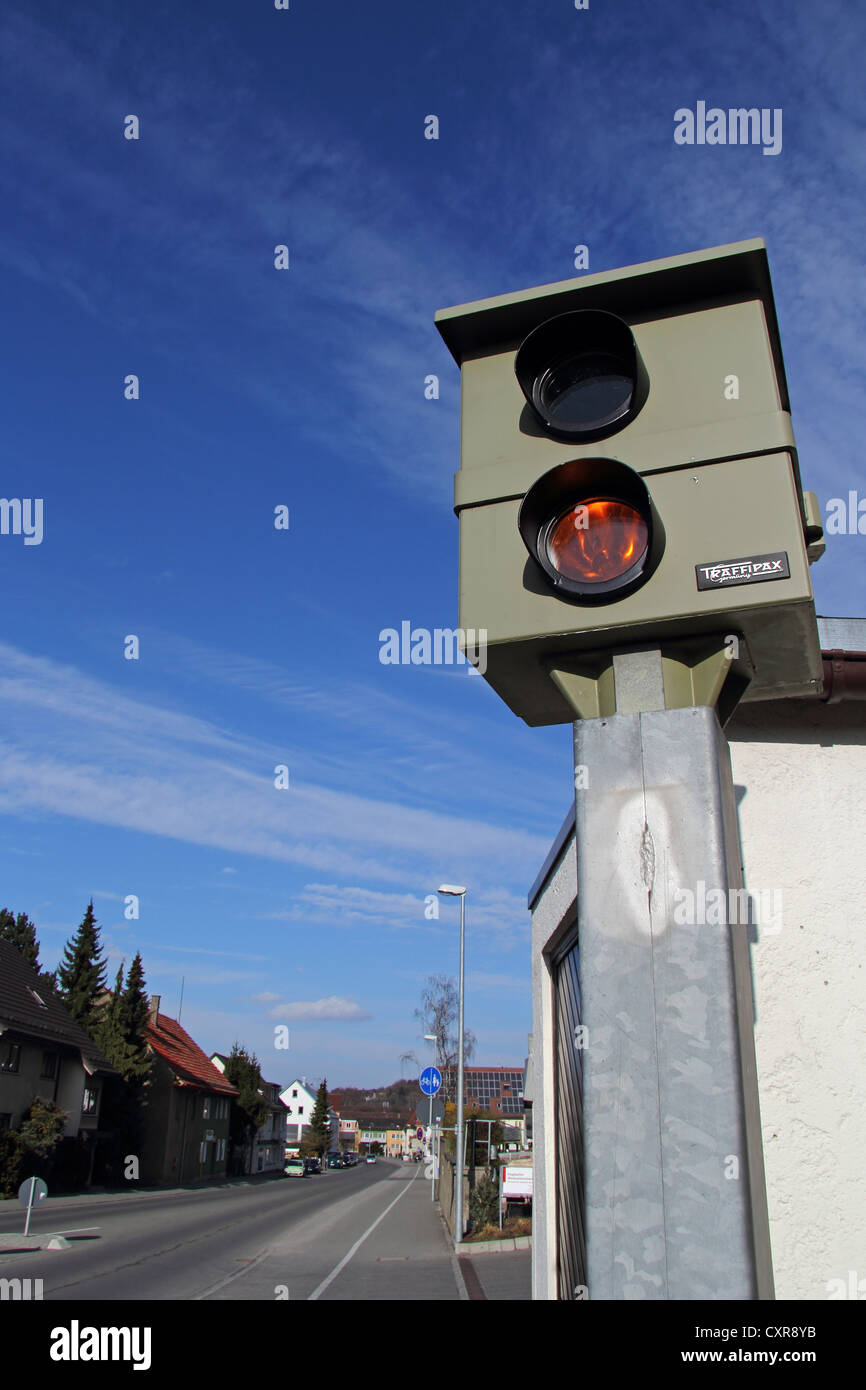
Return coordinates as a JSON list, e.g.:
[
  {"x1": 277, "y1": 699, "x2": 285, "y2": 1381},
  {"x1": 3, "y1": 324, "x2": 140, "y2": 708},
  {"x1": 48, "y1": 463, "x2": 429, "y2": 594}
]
[{"x1": 436, "y1": 240, "x2": 823, "y2": 726}]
